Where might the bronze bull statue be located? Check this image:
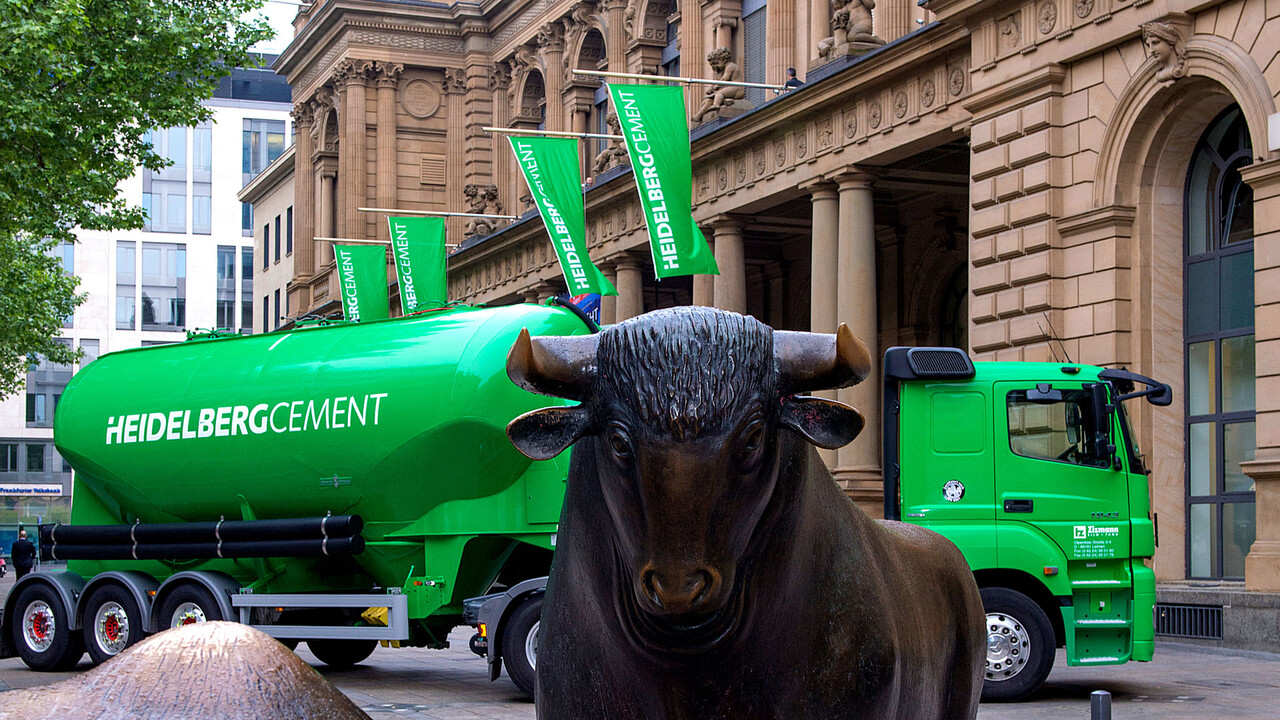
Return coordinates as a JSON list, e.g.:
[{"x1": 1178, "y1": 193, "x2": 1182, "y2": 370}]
[
  {"x1": 0, "y1": 621, "x2": 369, "y2": 720},
  {"x1": 507, "y1": 307, "x2": 984, "y2": 720}
]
